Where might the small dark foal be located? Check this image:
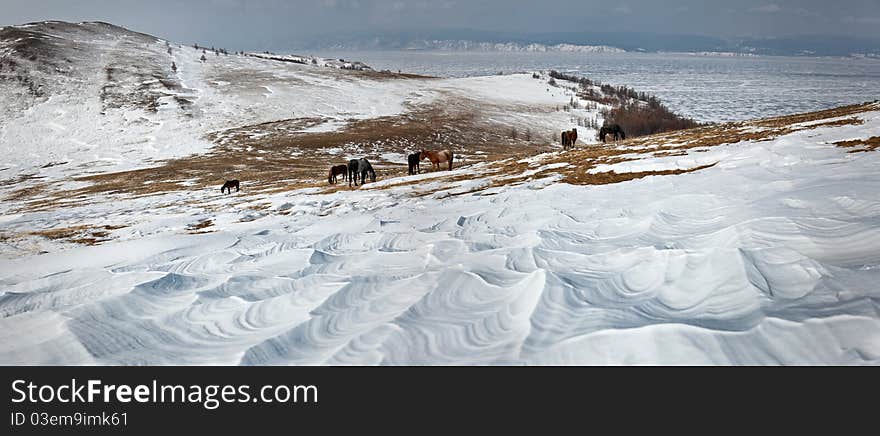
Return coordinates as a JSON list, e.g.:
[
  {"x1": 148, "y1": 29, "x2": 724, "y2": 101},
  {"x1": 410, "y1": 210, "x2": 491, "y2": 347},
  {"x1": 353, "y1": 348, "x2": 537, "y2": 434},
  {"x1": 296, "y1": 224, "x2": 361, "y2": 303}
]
[{"x1": 221, "y1": 179, "x2": 240, "y2": 194}]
